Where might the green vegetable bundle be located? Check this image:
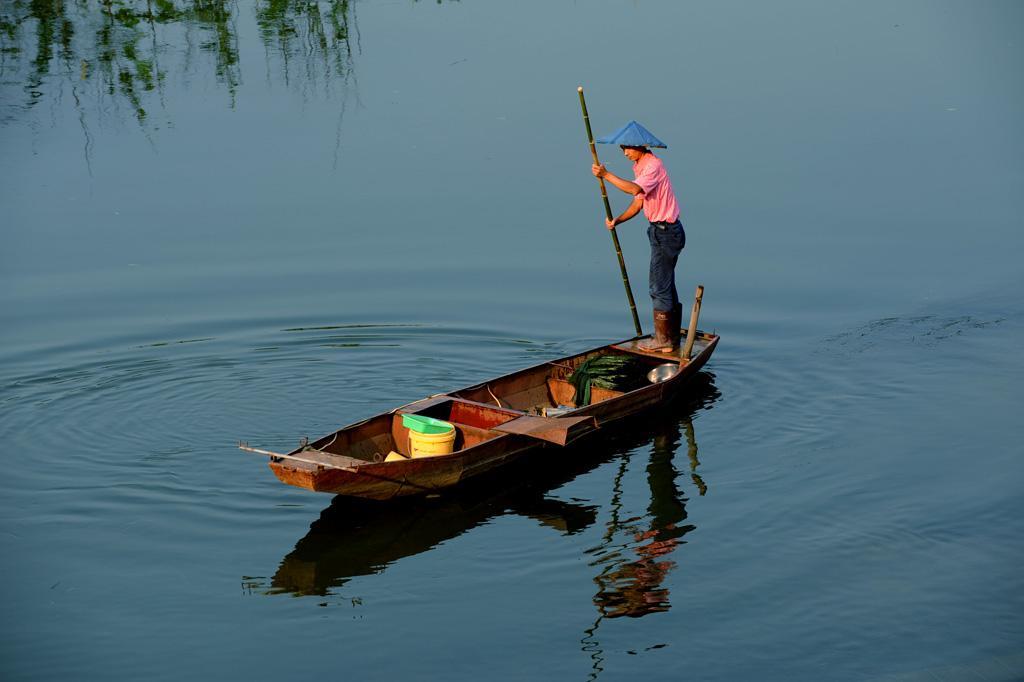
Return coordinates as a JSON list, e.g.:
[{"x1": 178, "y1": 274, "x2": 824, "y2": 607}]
[{"x1": 568, "y1": 354, "x2": 648, "y2": 406}]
